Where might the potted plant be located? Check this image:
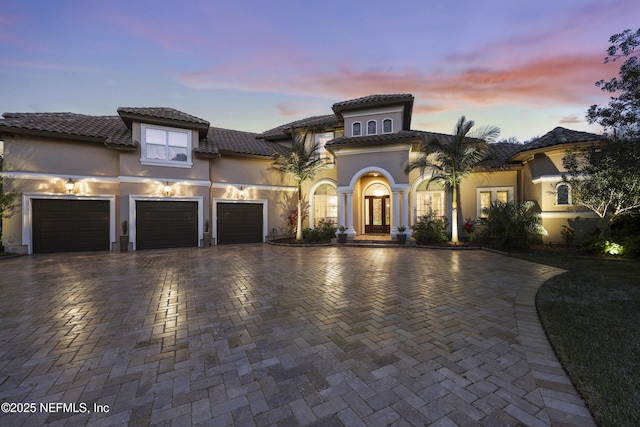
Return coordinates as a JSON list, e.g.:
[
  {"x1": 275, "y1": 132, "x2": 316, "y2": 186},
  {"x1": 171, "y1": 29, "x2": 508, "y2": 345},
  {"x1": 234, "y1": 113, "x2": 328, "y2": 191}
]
[
  {"x1": 397, "y1": 226, "x2": 407, "y2": 244},
  {"x1": 337, "y1": 225, "x2": 348, "y2": 243},
  {"x1": 120, "y1": 220, "x2": 128, "y2": 252},
  {"x1": 203, "y1": 219, "x2": 211, "y2": 247}
]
